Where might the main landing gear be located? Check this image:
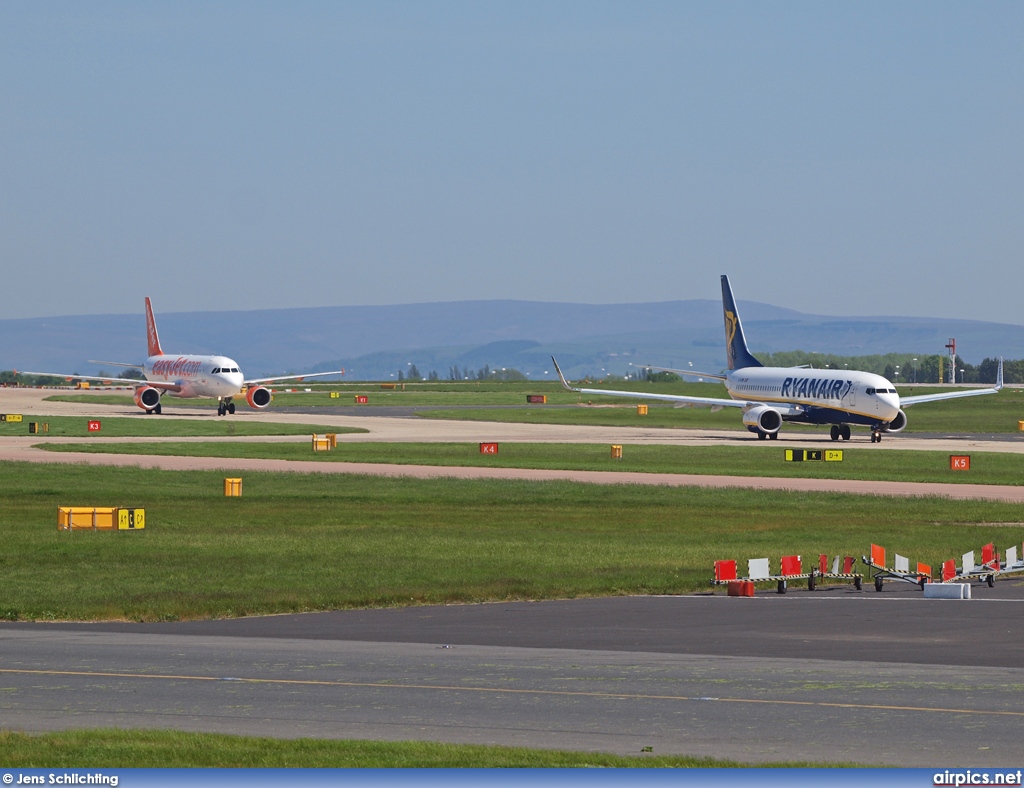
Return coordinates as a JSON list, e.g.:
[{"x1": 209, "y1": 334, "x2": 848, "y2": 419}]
[
  {"x1": 757, "y1": 432, "x2": 779, "y2": 441},
  {"x1": 829, "y1": 425, "x2": 852, "y2": 442},
  {"x1": 217, "y1": 399, "x2": 236, "y2": 416},
  {"x1": 146, "y1": 404, "x2": 162, "y2": 415}
]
